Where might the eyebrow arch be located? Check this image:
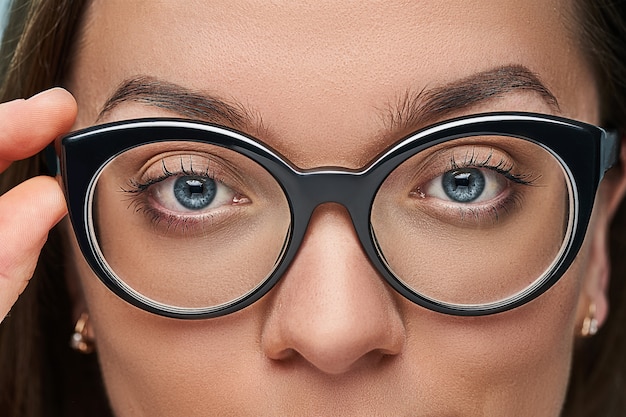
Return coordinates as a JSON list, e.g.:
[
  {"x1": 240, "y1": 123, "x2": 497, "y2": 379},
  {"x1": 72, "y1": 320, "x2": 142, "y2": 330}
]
[
  {"x1": 99, "y1": 65, "x2": 558, "y2": 140},
  {"x1": 382, "y1": 65, "x2": 560, "y2": 131},
  {"x1": 98, "y1": 76, "x2": 261, "y2": 131}
]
